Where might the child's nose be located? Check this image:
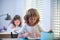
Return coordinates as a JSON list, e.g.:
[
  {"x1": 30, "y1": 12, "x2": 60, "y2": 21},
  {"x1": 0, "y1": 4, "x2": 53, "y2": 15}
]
[{"x1": 17, "y1": 22, "x2": 19, "y2": 23}]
